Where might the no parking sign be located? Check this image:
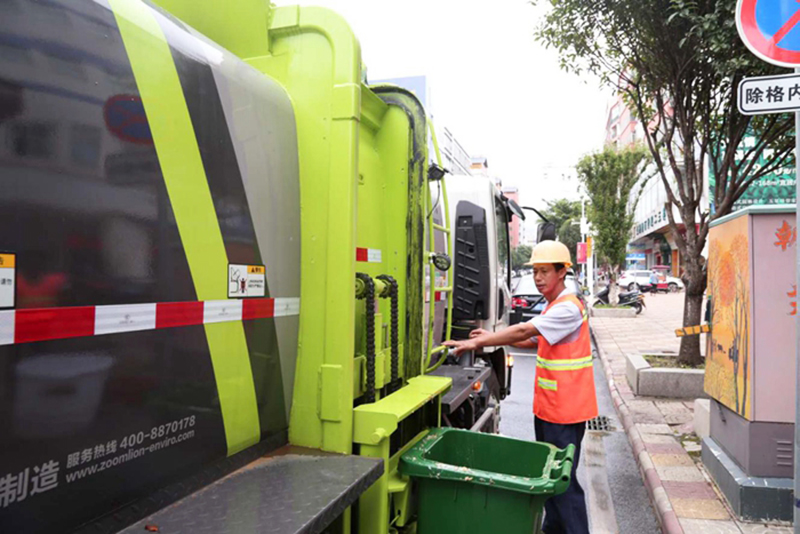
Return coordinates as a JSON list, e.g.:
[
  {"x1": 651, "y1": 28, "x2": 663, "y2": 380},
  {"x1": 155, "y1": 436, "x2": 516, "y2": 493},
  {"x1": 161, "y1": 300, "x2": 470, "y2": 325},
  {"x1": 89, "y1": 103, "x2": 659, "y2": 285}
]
[
  {"x1": 737, "y1": 0, "x2": 800, "y2": 67},
  {"x1": 736, "y1": 0, "x2": 800, "y2": 113},
  {"x1": 103, "y1": 94, "x2": 153, "y2": 145}
]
